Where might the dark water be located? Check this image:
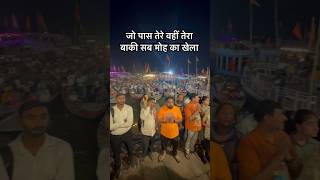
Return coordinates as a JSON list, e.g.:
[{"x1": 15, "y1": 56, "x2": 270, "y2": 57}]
[{"x1": 0, "y1": 95, "x2": 102, "y2": 180}]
